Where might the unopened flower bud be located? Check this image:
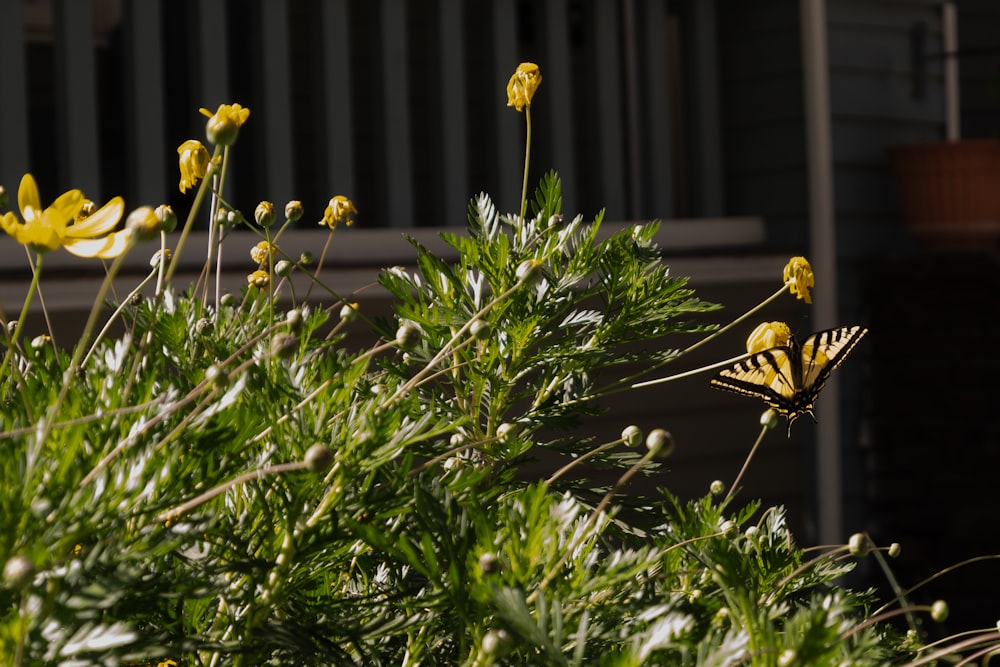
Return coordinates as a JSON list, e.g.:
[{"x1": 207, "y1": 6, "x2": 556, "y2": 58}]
[
  {"x1": 719, "y1": 520, "x2": 737, "y2": 537},
  {"x1": 3, "y1": 555, "x2": 34, "y2": 590},
  {"x1": 125, "y1": 206, "x2": 161, "y2": 242},
  {"x1": 395, "y1": 323, "x2": 420, "y2": 348},
  {"x1": 481, "y1": 628, "x2": 511, "y2": 657},
  {"x1": 848, "y1": 532, "x2": 871, "y2": 557},
  {"x1": 205, "y1": 365, "x2": 227, "y2": 389},
  {"x1": 271, "y1": 333, "x2": 298, "y2": 359},
  {"x1": 496, "y1": 422, "x2": 519, "y2": 444},
  {"x1": 275, "y1": 260, "x2": 293, "y2": 277},
  {"x1": 710, "y1": 480, "x2": 726, "y2": 496},
  {"x1": 195, "y1": 318, "x2": 214, "y2": 335},
  {"x1": 285, "y1": 309, "x2": 303, "y2": 332},
  {"x1": 150, "y1": 248, "x2": 172, "y2": 269},
  {"x1": 930, "y1": 600, "x2": 949, "y2": 623},
  {"x1": 470, "y1": 319, "x2": 490, "y2": 340},
  {"x1": 760, "y1": 408, "x2": 780, "y2": 430},
  {"x1": 888, "y1": 542, "x2": 902, "y2": 558},
  {"x1": 299, "y1": 251, "x2": 314, "y2": 266},
  {"x1": 254, "y1": 201, "x2": 275, "y2": 227},
  {"x1": 621, "y1": 425, "x2": 642, "y2": 447},
  {"x1": 220, "y1": 293, "x2": 236, "y2": 308},
  {"x1": 154, "y1": 204, "x2": 177, "y2": 234},
  {"x1": 226, "y1": 210, "x2": 240, "y2": 227},
  {"x1": 340, "y1": 302, "x2": 359, "y2": 323},
  {"x1": 285, "y1": 200, "x2": 304, "y2": 222},
  {"x1": 777, "y1": 649, "x2": 796, "y2": 667},
  {"x1": 0, "y1": 185, "x2": 8, "y2": 211},
  {"x1": 645, "y1": 429, "x2": 674, "y2": 458},
  {"x1": 304, "y1": 444, "x2": 333, "y2": 472},
  {"x1": 516, "y1": 259, "x2": 542, "y2": 286},
  {"x1": 478, "y1": 552, "x2": 499, "y2": 574}
]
